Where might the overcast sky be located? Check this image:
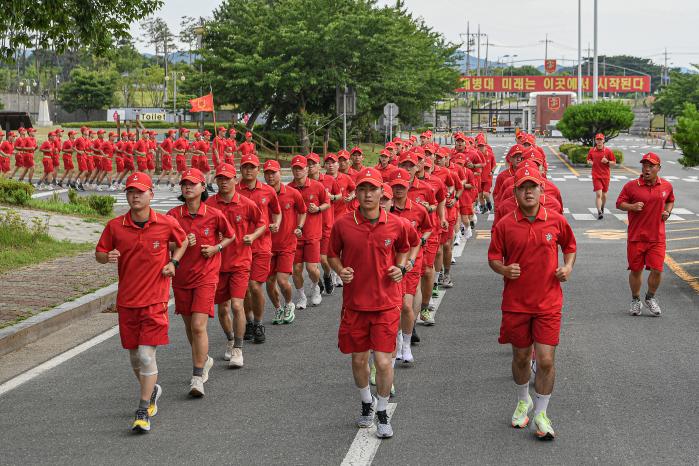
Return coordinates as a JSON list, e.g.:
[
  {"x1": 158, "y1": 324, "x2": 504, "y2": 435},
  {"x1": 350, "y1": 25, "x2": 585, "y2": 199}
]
[{"x1": 132, "y1": 0, "x2": 699, "y2": 69}]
